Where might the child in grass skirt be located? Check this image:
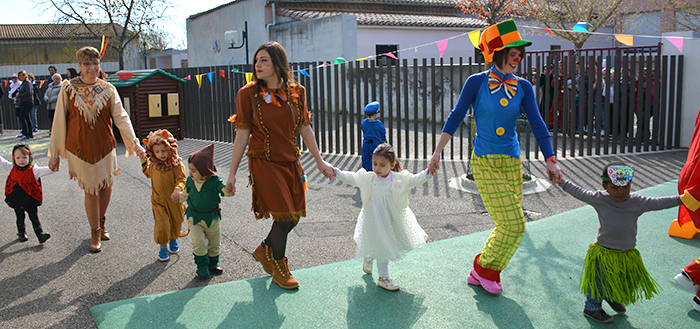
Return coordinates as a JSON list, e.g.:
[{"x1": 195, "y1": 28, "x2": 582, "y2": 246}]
[{"x1": 559, "y1": 162, "x2": 686, "y2": 324}]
